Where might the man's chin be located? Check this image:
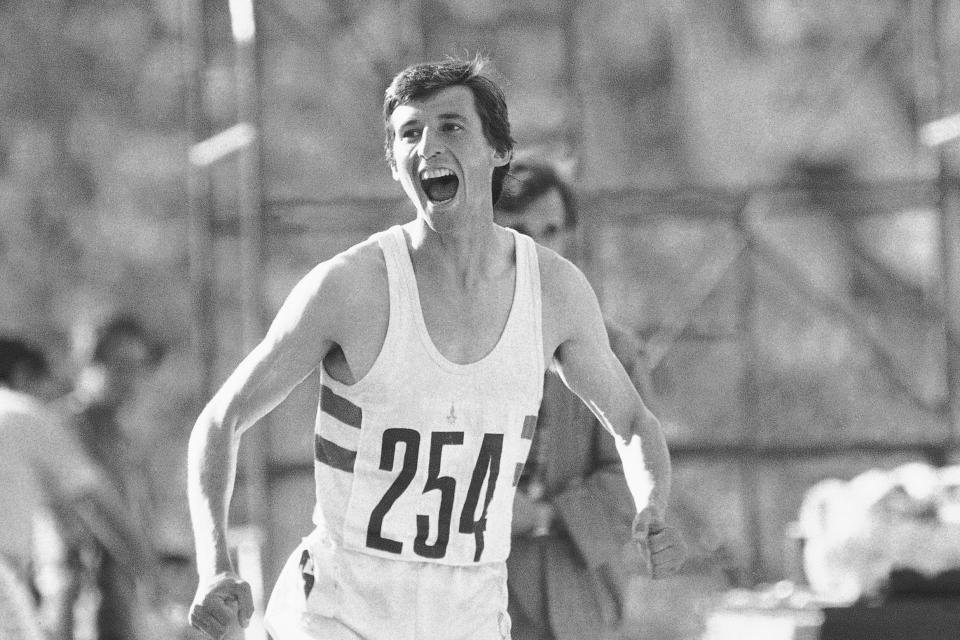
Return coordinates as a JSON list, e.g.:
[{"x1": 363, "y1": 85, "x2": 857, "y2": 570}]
[{"x1": 421, "y1": 206, "x2": 462, "y2": 234}]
